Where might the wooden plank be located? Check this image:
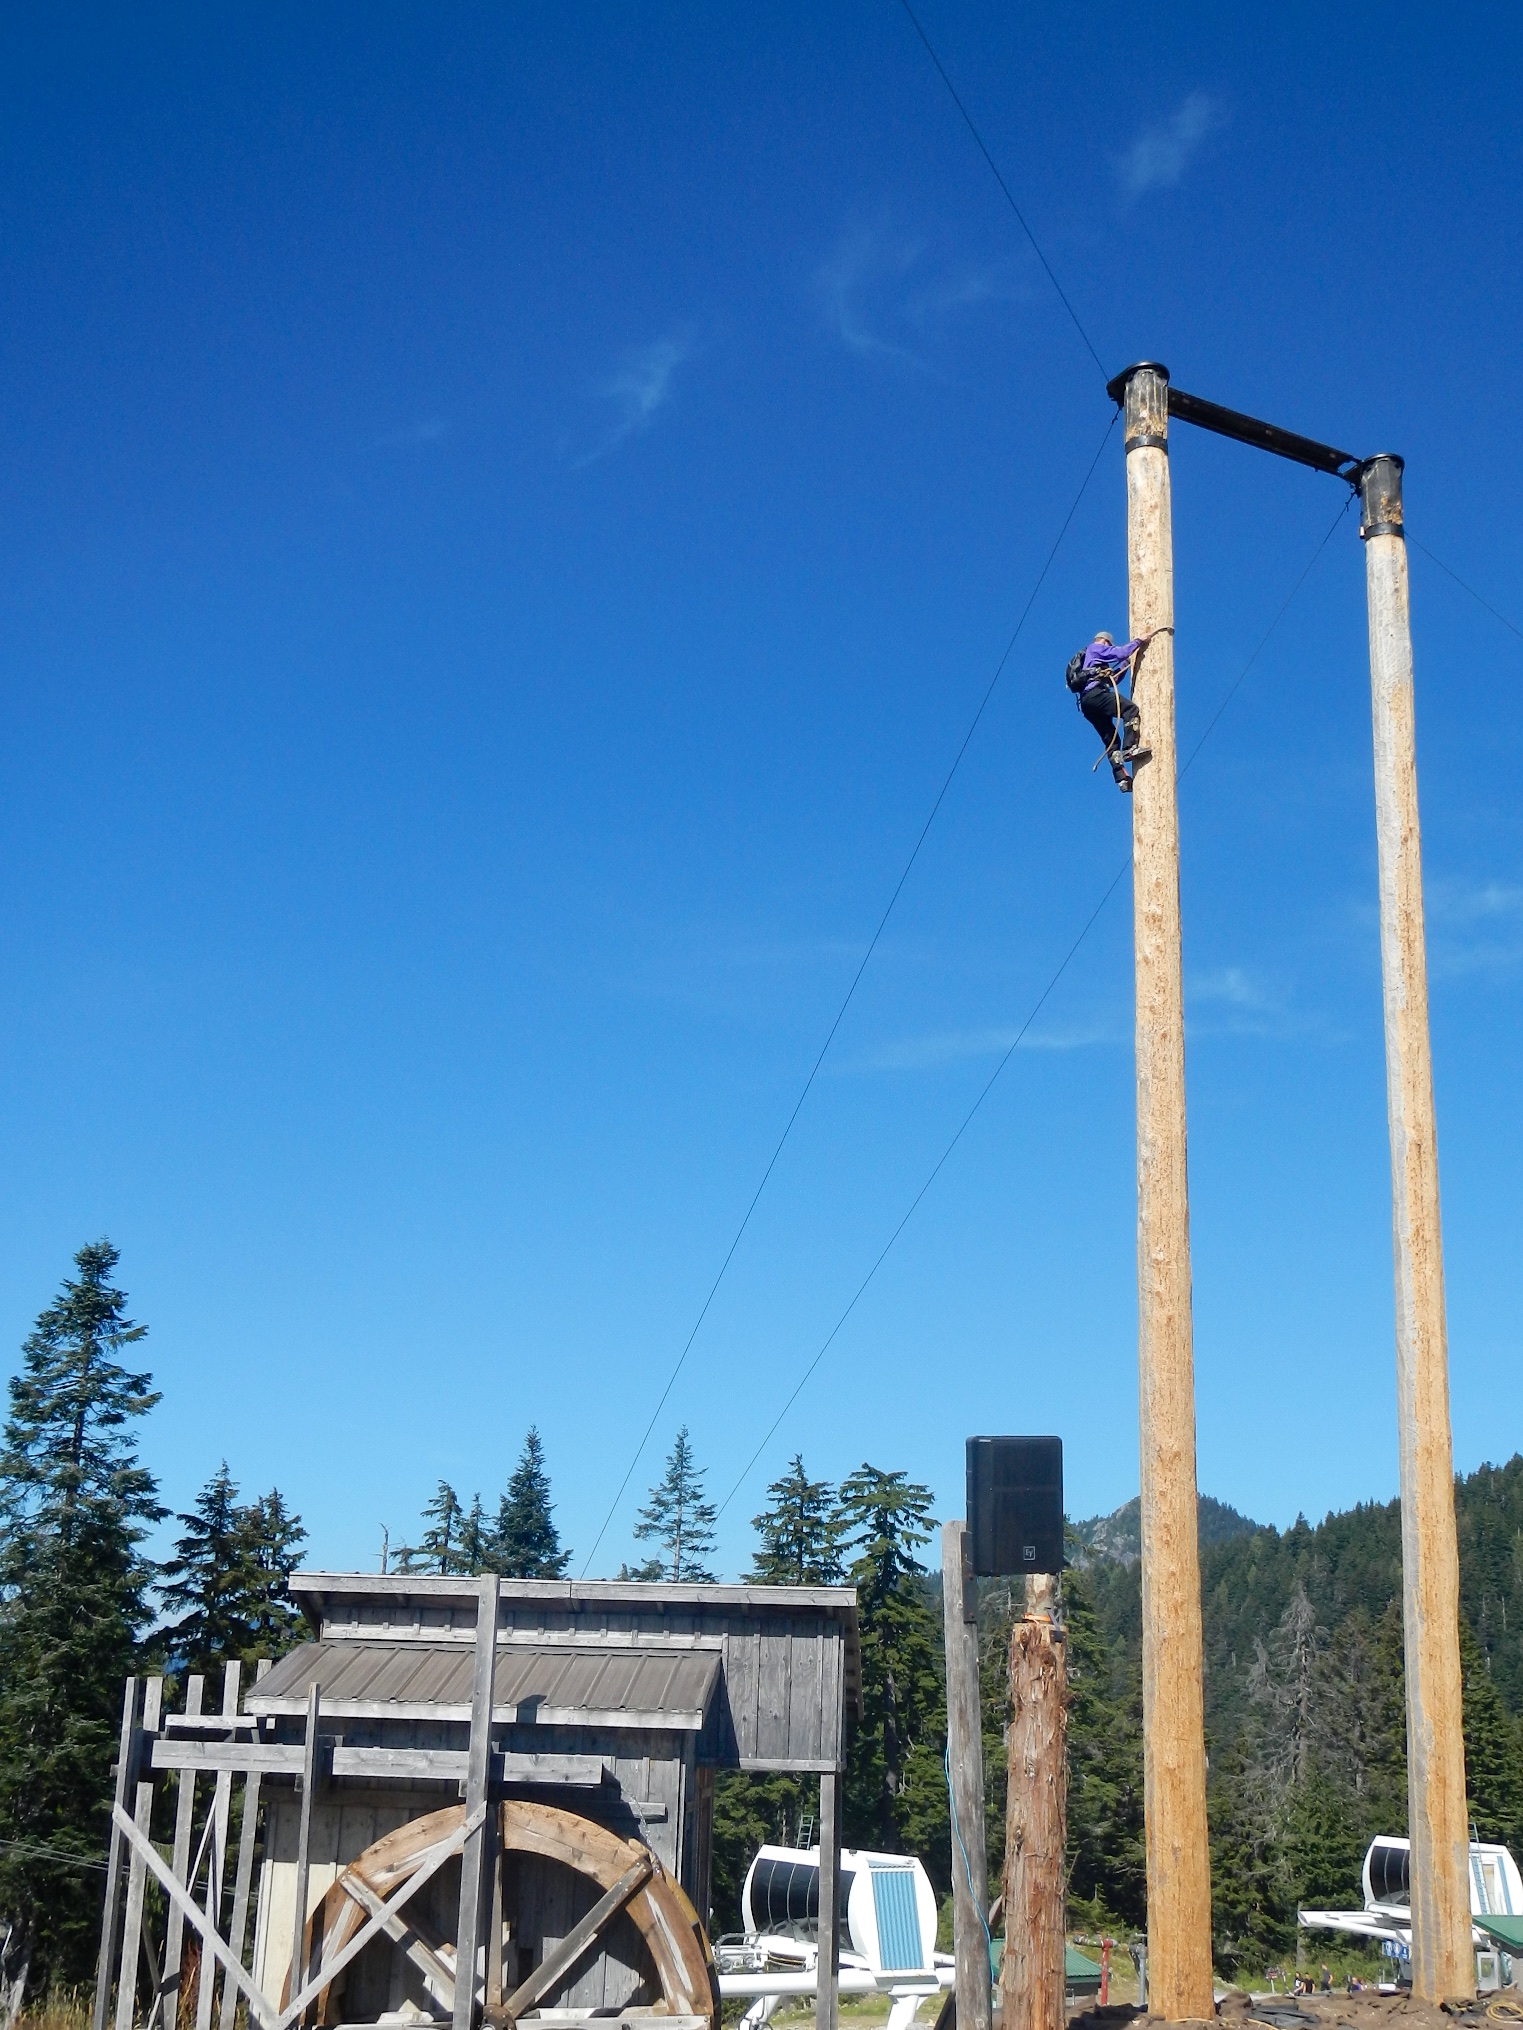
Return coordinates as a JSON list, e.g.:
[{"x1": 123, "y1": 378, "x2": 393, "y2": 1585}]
[
  {"x1": 197, "y1": 1666, "x2": 240, "y2": 2030},
  {"x1": 164, "y1": 1676, "x2": 206, "y2": 2022},
  {"x1": 219, "y1": 1766, "x2": 261, "y2": 2030},
  {"x1": 117, "y1": 1676, "x2": 164, "y2": 2030},
  {"x1": 93, "y1": 1677, "x2": 141, "y2": 2030},
  {"x1": 499, "y1": 1855, "x2": 651, "y2": 2022},
  {"x1": 815, "y1": 1771, "x2": 840, "y2": 2030},
  {"x1": 484, "y1": 1814, "x2": 505, "y2": 2019},
  {"x1": 288, "y1": 1683, "x2": 321, "y2": 2021},
  {"x1": 453, "y1": 1575, "x2": 500, "y2": 2030},
  {"x1": 152, "y1": 1742, "x2": 304, "y2": 1774},
  {"x1": 110, "y1": 1804, "x2": 281, "y2": 2030},
  {"x1": 755, "y1": 1631, "x2": 790, "y2": 1763}
]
